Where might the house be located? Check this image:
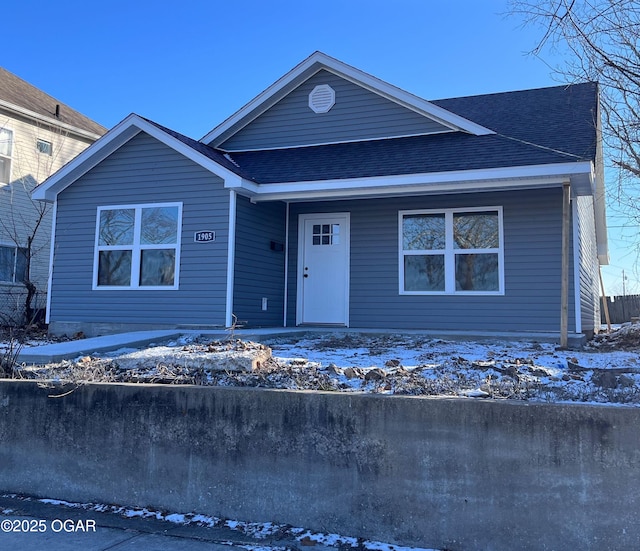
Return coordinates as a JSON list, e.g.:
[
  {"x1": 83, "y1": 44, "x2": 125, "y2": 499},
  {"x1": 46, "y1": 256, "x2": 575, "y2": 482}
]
[
  {"x1": 33, "y1": 52, "x2": 607, "y2": 342},
  {"x1": 0, "y1": 67, "x2": 106, "y2": 324}
]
